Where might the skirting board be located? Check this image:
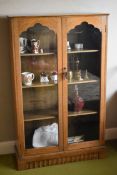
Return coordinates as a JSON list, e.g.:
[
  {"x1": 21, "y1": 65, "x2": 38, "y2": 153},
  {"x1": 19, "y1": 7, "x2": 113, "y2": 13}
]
[
  {"x1": 105, "y1": 127, "x2": 117, "y2": 140},
  {"x1": 0, "y1": 128, "x2": 117, "y2": 155}
]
